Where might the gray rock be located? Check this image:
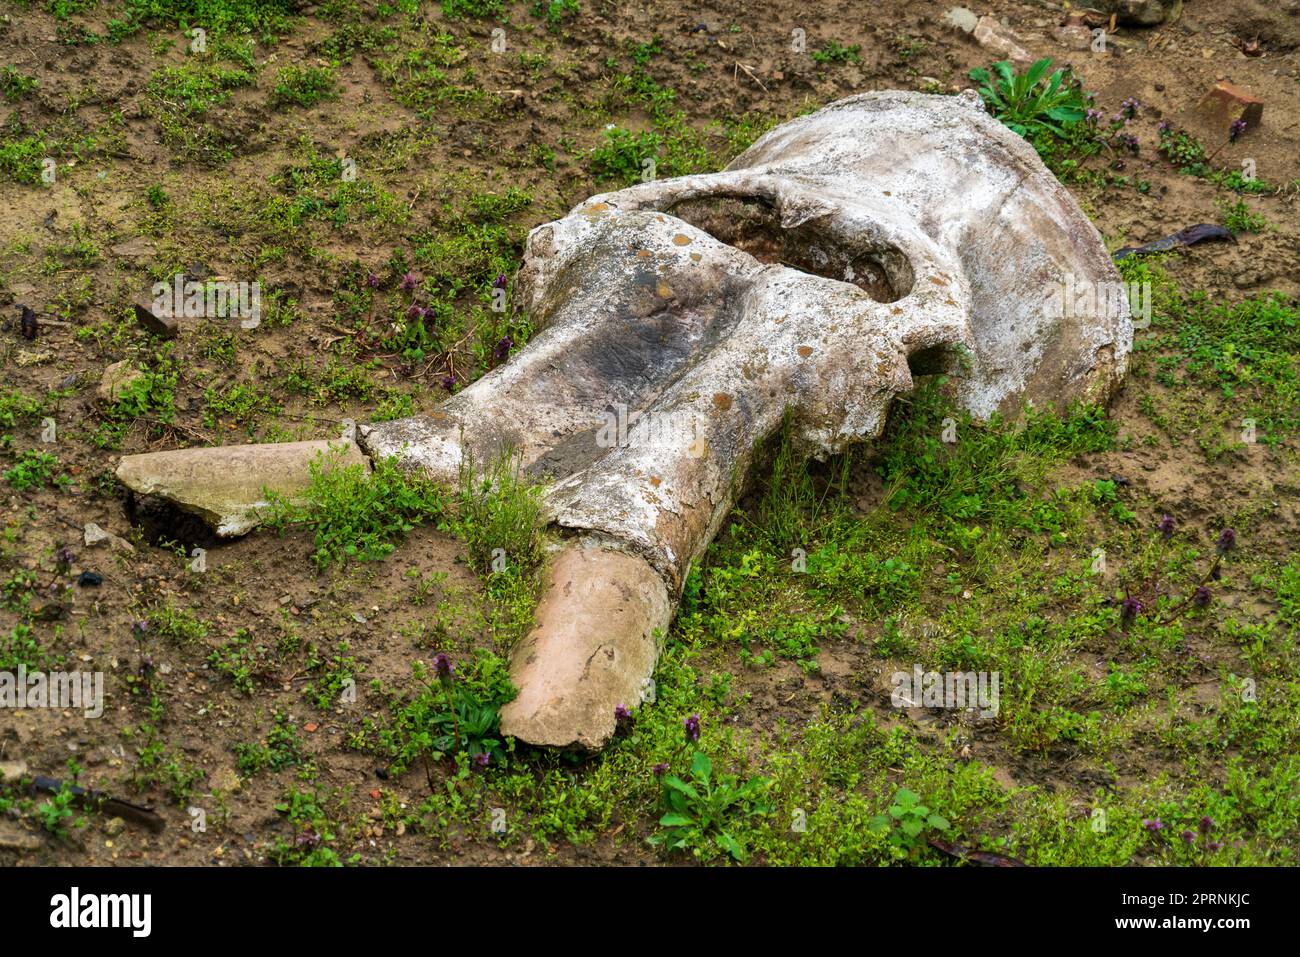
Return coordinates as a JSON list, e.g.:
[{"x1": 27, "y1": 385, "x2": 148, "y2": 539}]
[
  {"x1": 115, "y1": 439, "x2": 369, "y2": 537},
  {"x1": 97, "y1": 360, "x2": 144, "y2": 403}
]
